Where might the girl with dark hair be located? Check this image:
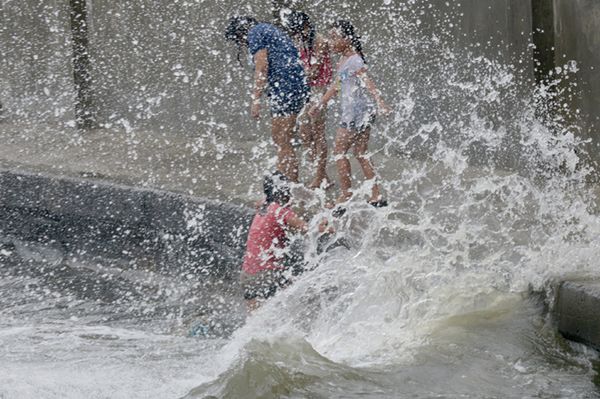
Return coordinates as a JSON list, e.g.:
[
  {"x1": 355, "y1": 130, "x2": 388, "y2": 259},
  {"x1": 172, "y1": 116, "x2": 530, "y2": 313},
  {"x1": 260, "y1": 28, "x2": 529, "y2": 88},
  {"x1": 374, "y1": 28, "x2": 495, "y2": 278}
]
[
  {"x1": 310, "y1": 20, "x2": 391, "y2": 206},
  {"x1": 283, "y1": 11, "x2": 334, "y2": 190},
  {"x1": 240, "y1": 171, "x2": 330, "y2": 311},
  {"x1": 225, "y1": 16, "x2": 309, "y2": 182}
]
